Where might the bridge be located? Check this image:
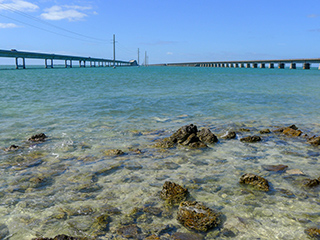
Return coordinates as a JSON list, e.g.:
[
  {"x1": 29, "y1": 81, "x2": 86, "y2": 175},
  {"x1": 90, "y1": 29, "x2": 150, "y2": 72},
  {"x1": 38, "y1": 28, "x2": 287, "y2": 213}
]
[
  {"x1": 0, "y1": 49, "x2": 137, "y2": 69},
  {"x1": 156, "y1": 58, "x2": 320, "y2": 70}
]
